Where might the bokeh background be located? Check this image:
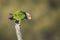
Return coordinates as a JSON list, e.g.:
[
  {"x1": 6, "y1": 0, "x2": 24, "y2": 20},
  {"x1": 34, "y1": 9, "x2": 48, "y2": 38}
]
[{"x1": 0, "y1": 0, "x2": 60, "y2": 40}]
